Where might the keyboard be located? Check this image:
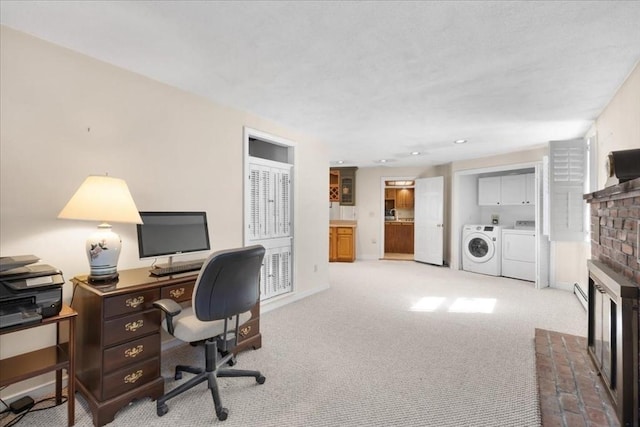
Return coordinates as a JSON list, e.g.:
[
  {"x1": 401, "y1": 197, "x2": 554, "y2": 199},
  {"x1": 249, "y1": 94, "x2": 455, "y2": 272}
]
[{"x1": 150, "y1": 260, "x2": 204, "y2": 277}]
